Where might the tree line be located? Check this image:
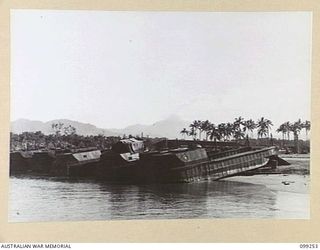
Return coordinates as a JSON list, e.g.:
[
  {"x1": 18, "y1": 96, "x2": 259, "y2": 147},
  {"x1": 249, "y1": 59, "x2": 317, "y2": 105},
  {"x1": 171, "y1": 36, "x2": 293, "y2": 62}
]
[
  {"x1": 10, "y1": 119, "x2": 311, "y2": 151},
  {"x1": 180, "y1": 117, "x2": 311, "y2": 142},
  {"x1": 10, "y1": 123, "x2": 120, "y2": 151},
  {"x1": 10, "y1": 122, "x2": 155, "y2": 151}
]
